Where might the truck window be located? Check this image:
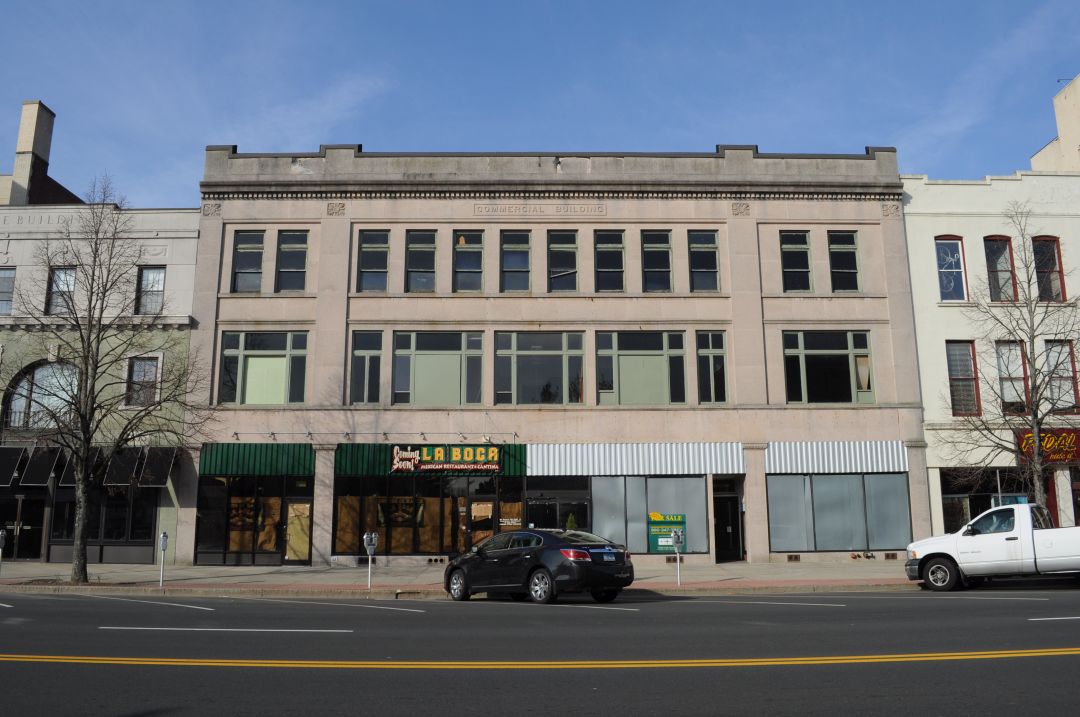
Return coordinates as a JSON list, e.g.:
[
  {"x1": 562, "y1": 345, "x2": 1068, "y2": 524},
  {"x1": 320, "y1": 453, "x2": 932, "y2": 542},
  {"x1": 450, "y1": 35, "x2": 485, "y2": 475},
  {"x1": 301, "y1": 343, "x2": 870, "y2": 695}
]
[
  {"x1": 1031, "y1": 506, "x2": 1054, "y2": 530},
  {"x1": 970, "y1": 508, "x2": 1015, "y2": 535}
]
